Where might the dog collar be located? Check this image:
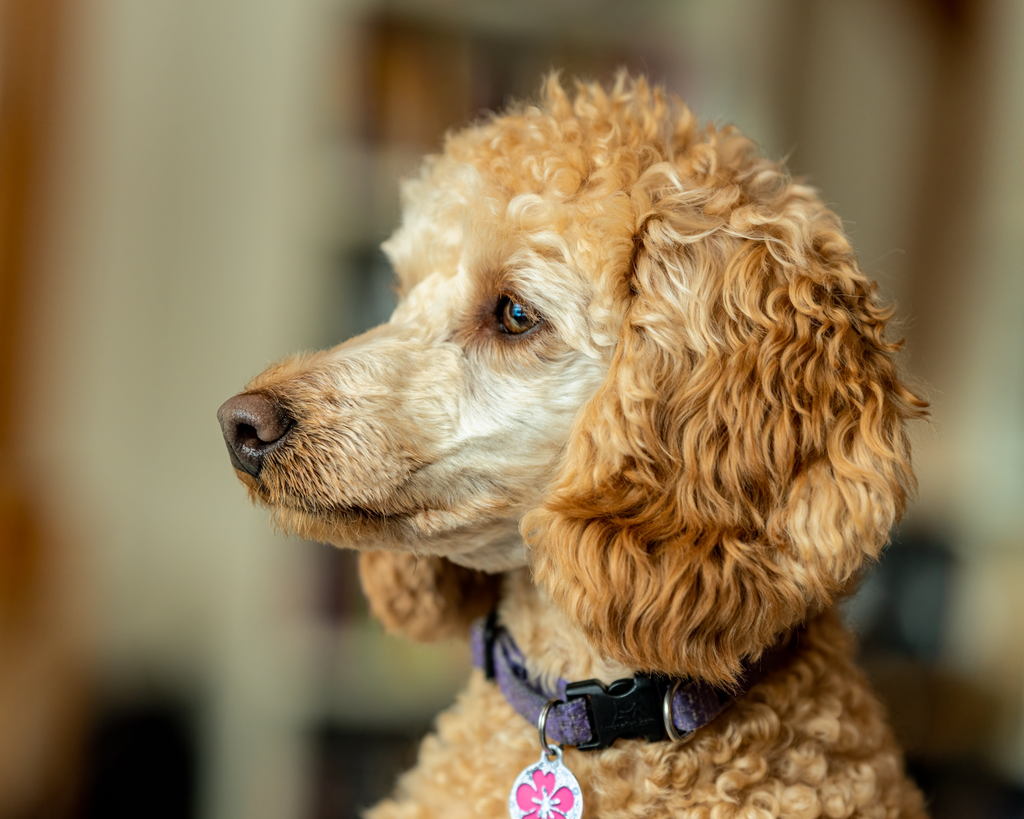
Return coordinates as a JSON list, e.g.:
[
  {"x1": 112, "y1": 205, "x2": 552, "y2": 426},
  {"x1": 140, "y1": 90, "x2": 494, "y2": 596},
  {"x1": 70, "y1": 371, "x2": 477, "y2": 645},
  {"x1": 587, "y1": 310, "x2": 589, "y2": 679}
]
[{"x1": 471, "y1": 611, "x2": 799, "y2": 752}]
